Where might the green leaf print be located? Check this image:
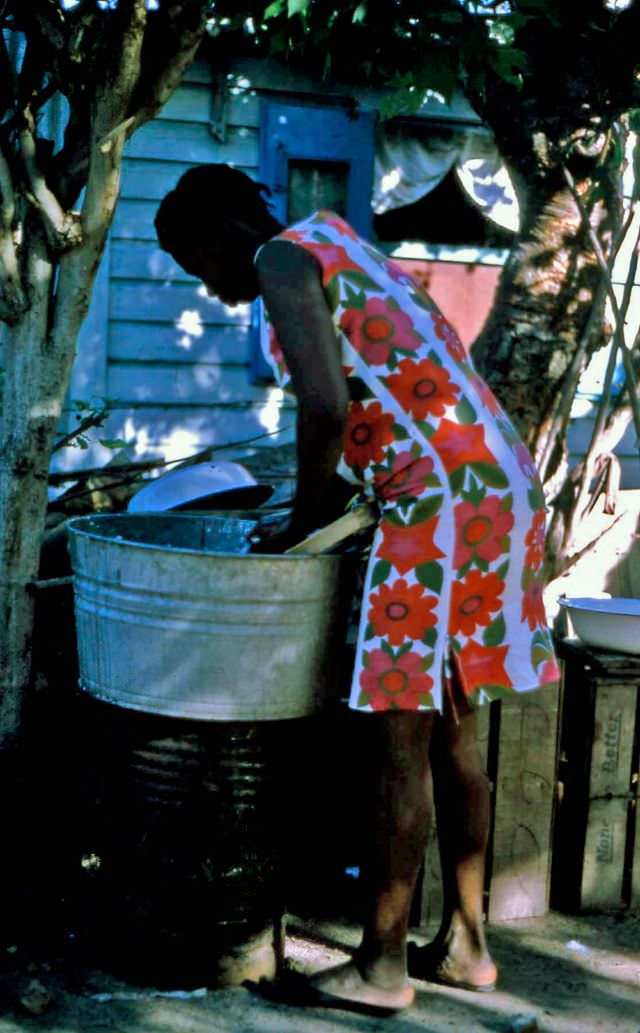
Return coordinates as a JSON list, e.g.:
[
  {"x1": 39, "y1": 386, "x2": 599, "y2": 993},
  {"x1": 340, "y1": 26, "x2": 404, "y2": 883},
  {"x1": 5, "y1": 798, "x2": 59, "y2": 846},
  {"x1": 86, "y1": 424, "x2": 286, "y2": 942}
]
[
  {"x1": 456, "y1": 559, "x2": 473, "y2": 580},
  {"x1": 528, "y1": 484, "x2": 545, "y2": 510},
  {"x1": 409, "y1": 290, "x2": 436, "y2": 312},
  {"x1": 348, "y1": 377, "x2": 374, "y2": 401},
  {"x1": 500, "y1": 492, "x2": 514, "y2": 512},
  {"x1": 422, "y1": 627, "x2": 437, "y2": 648},
  {"x1": 471, "y1": 683, "x2": 516, "y2": 705},
  {"x1": 358, "y1": 690, "x2": 370, "y2": 707},
  {"x1": 342, "y1": 270, "x2": 384, "y2": 292},
  {"x1": 496, "y1": 560, "x2": 510, "y2": 581},
  {"x1": 326, "y1": 279, "x2": 341, "y2": 312},
  {"x1": 461, "y1": 474, "x2": 485, "y2": 508},
  {"x1": 449, "y1": 467, "x2": 467, "y2": 495},
  {"x1": 416, "y1": 420, "x2": 435, "y2": 440},
  {"x1": 380, "y1": 638, "x2": 395, "y2": 657},
  {"x1": 396, "y1": 640, "x2": 413, "y2": 658},
  {"x1": 364, "y1": 622, "x2": 375, "y2": 641},
  {"x1": 420, "y1": 653, "x2": 435, "y2": 672},
  {"x1": 483, "y1": 613, "x2": 506, "y2": 648},
  {"x1": 343, "y1": 282, "x2": 367, "y2": 309},
  {"x1": 408, "y1": 494, "x2": 444, "y2": 525},
  {"x1": 455, "y1": 396, "x2": 477, "y2": 426},
  {"x1": 521, "y1": 565, "x2": 537, "y2": 589},
  {"x1": 312, "y1": 231, "x2": 333, "y2": 243},
  {"x1": 385, "y1": 295, "x2": 400, "y2": 310},
  {"x1": 532, "y1": 641, "x2": 553, "y2": 668},
  {"x1": 475, "y1": 556, "x2": 489, "y2": 572},
  {"x1": 382, "y1": 508, "x2": 405, "y2": 527},
  {"x1": 416, "y1": 561, "x2": 444, "y2": 593},
  {"x1": 427, "y1": 349, "x2": 443, "y2": 366},
  {"x1": 392, "y1": 422, "x2": 410, "y2": 440},
  {"x1": 470, "y1": 461, "x2": 509, "y2": 489},
  {"x1": 371, "y1": 560, "x2": 392, "y2": 588}
]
